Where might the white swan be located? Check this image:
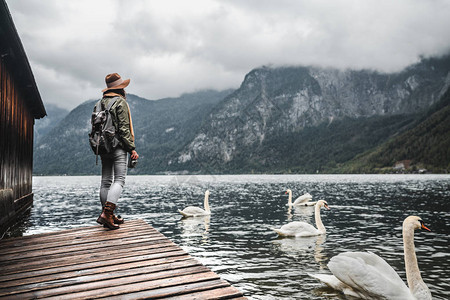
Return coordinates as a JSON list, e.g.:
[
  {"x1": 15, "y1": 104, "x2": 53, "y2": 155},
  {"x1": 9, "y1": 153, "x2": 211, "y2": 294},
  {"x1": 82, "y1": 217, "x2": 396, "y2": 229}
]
[
  {"x1": 286, "y1": 189, "x2": 316, "y2": 206},
  {"x1": 178, "y1": 190, "x2": 211, "y2": 217},
  {"x1": 273, "y1": 200, "x2": 329, "y2": 237},
  {"x1": 310, "y1": 216, "x2": 432, "y2": 299}
]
